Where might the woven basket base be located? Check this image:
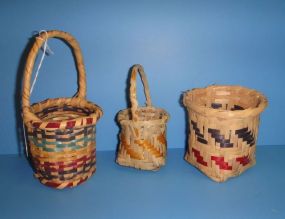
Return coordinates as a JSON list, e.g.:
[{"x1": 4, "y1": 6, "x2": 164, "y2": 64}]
[
  {"x1": 34, "y1": 166, "x2": 96, "y2": 189},
  {"x1": 116, "y1": 156, "x2": 165, "y2": 171},
  {"x1": 184, "y1": 152, "x2": 255, "y2": 182}
]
